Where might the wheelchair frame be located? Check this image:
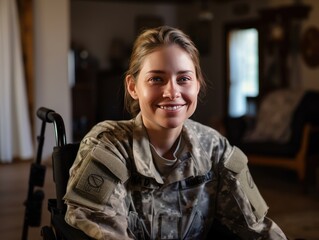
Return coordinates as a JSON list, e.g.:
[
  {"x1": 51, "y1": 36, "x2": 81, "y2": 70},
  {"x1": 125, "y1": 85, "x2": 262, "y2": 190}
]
[{"x1": 22, "y1": 107, "x2": 91, "y2": 240}]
